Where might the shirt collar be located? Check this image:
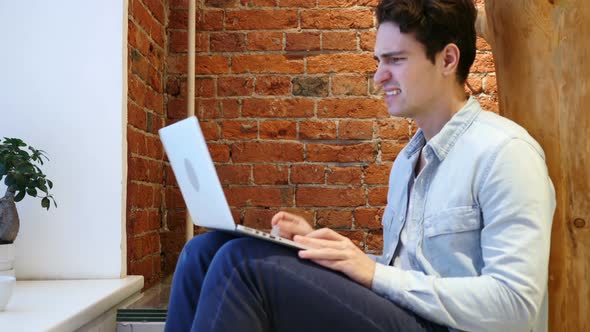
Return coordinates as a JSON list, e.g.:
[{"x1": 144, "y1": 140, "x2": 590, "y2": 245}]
[{"x1": 403, "y1": 96, "x2": 482, "y2": 161}]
